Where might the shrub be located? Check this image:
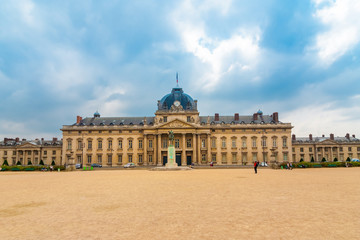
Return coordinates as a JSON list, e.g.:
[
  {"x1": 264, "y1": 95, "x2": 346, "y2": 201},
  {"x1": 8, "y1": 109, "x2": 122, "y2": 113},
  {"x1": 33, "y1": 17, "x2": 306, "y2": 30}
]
[
  {"x1": 39, "y1": 160, "x2": 45, "y2": 165},
  {"x1": 321, "y1": 157, "x2": 326, "y2": 162},
  {"x1": 27, "y1": 160, "x2": 32, "y2": 165},
  {"x1": 333, "y1": 157, "x2": 338, "y2": 162},
  {"x1": 346, "y1": 157, "x2": 351, "y2": 162},
  {"x1": 2, "y1": 159, "x2": 9, "y2": 166},
  {"x1": 310, "y1": 157, "x2": 315, "y2": 162},
  {"x1": 51, "y1": 160, "x2": 56, "y2": 166}
]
